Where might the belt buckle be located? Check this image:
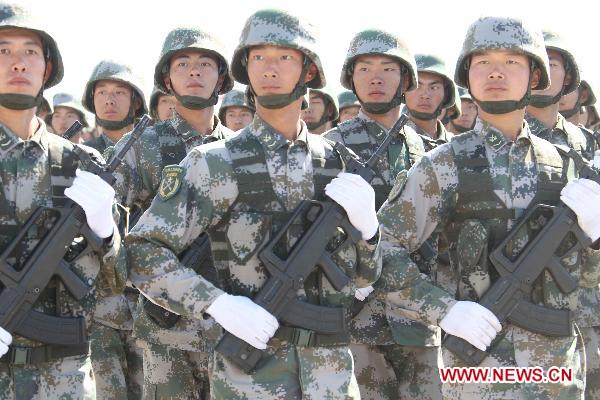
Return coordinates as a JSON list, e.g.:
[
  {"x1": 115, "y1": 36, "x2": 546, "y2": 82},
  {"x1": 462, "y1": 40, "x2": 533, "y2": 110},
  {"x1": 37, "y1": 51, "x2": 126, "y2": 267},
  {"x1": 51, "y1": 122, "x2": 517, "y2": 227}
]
[
  {"x1": 10, "y1": 347, "x2": 31, "y2": 365},
  {"x1": 292, "y1": 328, "x2": 315, "y2": 347}
]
